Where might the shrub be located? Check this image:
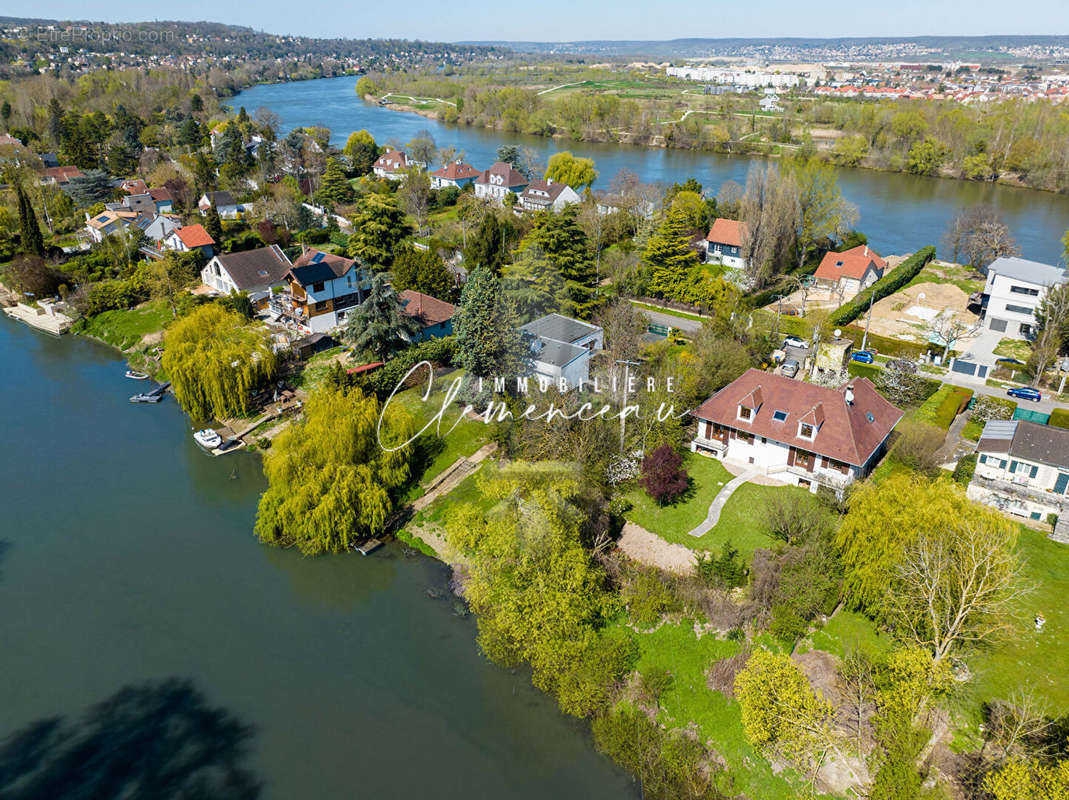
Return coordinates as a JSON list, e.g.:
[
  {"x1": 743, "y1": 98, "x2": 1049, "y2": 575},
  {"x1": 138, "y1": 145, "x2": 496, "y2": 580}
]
[
  {"x1": 970, "y1": 395, "x2": 1016, "y2": 427},
  {"x1": 829, "y1": 246, "x2": 936, "y2": 326},
  {"x1": 360, "y1": 336, "x2": 457, "y2": 397},
  {"x1": 622, "y1": 568, "x2": 682, "y2": 627},
  {"x1": 890, "y1": 419, "x2": 945, "y2": 475},
  {"x1": 695, "y1": 540, "x2": 747, "y2": 588},
  {"x1": 1047, "y1": 408, "x2": 1069, "y2": 429},
  {"x1": 952, "y1": 453, "x2": 977, "y2": 486},
  {"x1": 639, "y1": 445, "x2": 689, "y2": 505},
  {"x1": 875, "y1": 362, "x2": 941, "y2": 406}
]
